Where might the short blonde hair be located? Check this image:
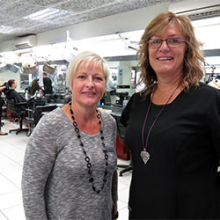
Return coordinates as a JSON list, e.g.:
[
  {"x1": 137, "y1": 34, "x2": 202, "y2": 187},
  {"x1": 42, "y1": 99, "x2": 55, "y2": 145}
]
[
  {"x1": 138, "y1": 11, "x2": 204, "y2": 95},
  {"x1": 66, "y1": 51, "x2": 110, "y2": 91}
]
